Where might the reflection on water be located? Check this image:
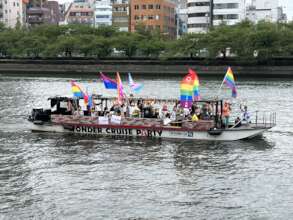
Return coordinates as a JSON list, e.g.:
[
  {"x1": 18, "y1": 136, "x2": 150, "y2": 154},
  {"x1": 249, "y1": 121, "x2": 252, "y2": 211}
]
[{"x1": 0, "y1": 75, "x2": 293, "y2": 219}]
